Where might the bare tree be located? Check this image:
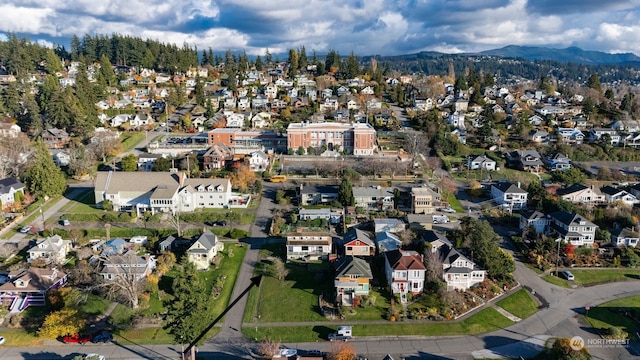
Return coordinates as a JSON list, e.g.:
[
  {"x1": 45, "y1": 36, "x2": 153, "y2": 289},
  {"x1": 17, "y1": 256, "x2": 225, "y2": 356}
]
[
  {"x1": 94, "y1": 251, "x2": 151, "y2": 309},
  {"x1": 424, "y1": 248, "x2": 444, "y2": 283},
  {"x1": 424, "y1": 156, "x2": 443, "y2": 177},
  {"x1": 256, "y1": 339, "x2": 282, "y2": 358},
  {"x1": 403, "y1": 131, "x2": 429, "y2": 169},
  {"x1": 88, "y1": 130, "x2": 123, "y2": 162},
  {"x1": 0, "y1": 133, "x2": 33, "y2": 178},
  {"x1": 67, "y1": 142, "x2": 96, "y2": 178},
  {"x1": 272, "y1": 257, "x2": 289, "y2": 281}
]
